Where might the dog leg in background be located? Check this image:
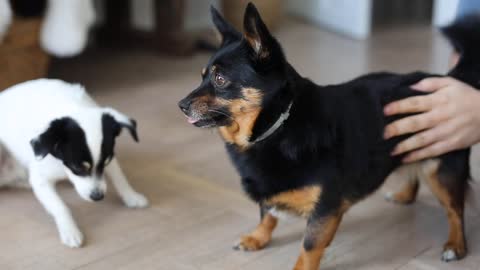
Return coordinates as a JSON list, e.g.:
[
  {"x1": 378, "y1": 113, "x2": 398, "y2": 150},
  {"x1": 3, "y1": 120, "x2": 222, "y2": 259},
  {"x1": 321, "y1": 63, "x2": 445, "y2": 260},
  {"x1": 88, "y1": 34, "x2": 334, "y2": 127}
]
[
  {"x1": 29, "y1": 167, "x2": 84, "y2": 248},
  {"x1": 105, "y1": 158, "x2": 148, "y2": 208},
  {"x1": 41, "y1": 0, "x2": 95, "y2": 57},
  {"x1": 0, "y1": 0, "x2": 12, "y2": 43}
]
